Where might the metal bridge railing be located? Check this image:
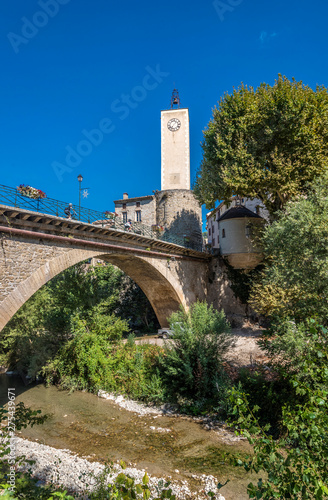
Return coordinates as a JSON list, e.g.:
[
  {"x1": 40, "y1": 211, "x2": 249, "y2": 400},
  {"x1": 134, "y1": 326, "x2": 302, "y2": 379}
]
[{"x1": 0, "y1": 184, "x2": 204, "y2": 252}]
